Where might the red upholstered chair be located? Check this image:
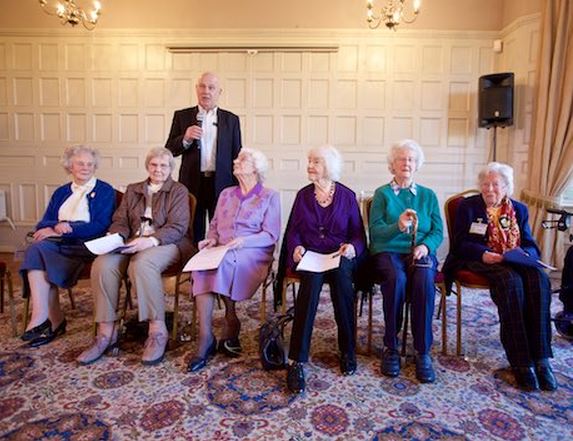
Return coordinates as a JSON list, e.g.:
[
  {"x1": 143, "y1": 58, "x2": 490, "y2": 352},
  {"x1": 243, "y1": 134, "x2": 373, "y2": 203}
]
[
  {"x1": 441, "y1": 190, "x2": 490, "y2": 356},
  {"x1": 161, "y1": 192, "x2": 197, "y2": 342}
]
